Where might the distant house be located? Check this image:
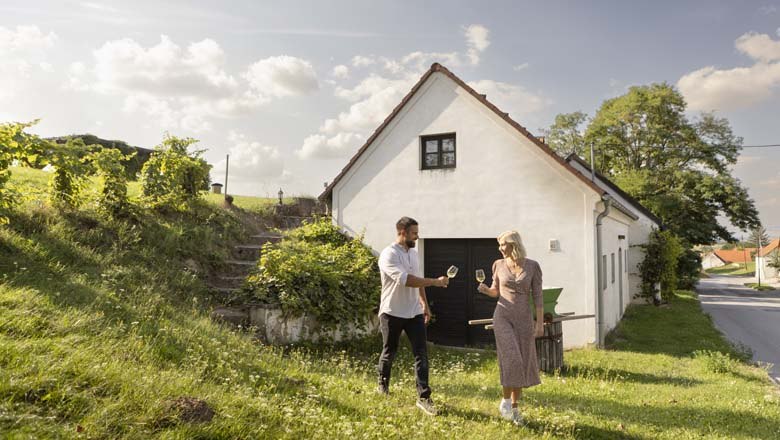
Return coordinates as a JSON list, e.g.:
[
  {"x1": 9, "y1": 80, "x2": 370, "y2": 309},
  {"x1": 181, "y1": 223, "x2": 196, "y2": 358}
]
[
  {"x1": 320, "y1": 63, "x2": 660, "y2": 348},
  {"x1": 701, "y1": 251, "x2": 727, "y2": 269},
  {"x1": 756, "y1": 238, "x2": 780, "y2": 281},
  {"x1": 713, "y1": 248, "x2": 757, "y2": 266}
]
